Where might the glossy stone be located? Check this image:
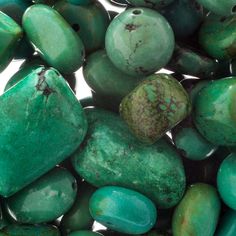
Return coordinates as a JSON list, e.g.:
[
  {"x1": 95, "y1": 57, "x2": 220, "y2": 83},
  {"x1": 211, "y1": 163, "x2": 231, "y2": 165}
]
[
  {"x1": 72, "y1": 108, "x2": 186, "y2": 209},
  {"x1": 54, "y1": 0, "x2": 109, "y2": 53},
  {"x1": 0, "y1": 66, "x2": 87, "y2": 197},
  {"x1": 194, "y1": 77, "x2": 236, "y2": 146},
  {"x1": 0, "y1": 12, "x2": 22, "y2": 72},
  {"x1": 6, "y1": 167, "x2": 77, "y2": 223},
  {"x1": 60, "y1": 182, "x2": 96, "y2": 235},
  {"x1": 172, "y1": 183, "x2": 221, "y2": 236},
  {"x1": 120, "y1": 73, "x2": 191, "y2": 144},
  {"x1": 2, "y1": 224, "x2": 60, "y2": 236},
  {"x1": 126, "y1": 0, "x2": 173, "y2": 9},
  {"x1": 68, "y1": 231, "x2": 103, "y2": 236},
  {"x1": 23, "y1": 4, "x2": 85, "y2": 74},
  {"x1": 217, "y1": 153, "x2": 236, "y2": 210},
  {"x1": 105, "y1": 8, "x2": 174, "y2": 76},
  {"x1": 199, "y1": 14, "x2": 236, "y2": 60},
  {"x1": 89, "y1": 186, "x2": 157, "y2": 234}
]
